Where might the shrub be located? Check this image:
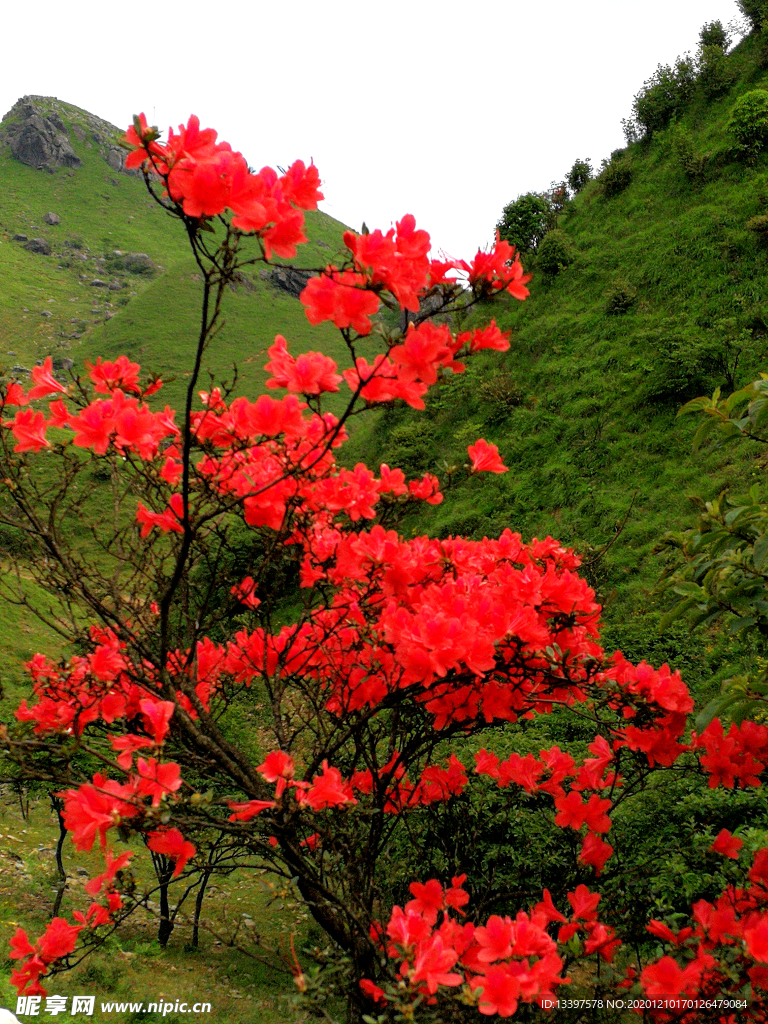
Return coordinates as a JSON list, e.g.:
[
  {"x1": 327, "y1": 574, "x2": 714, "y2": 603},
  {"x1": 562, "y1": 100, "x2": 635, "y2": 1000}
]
[
  {"x1": 643, "y1": 326, "x2": 720, "y2": 404},
  {"x1": 604, "y1": 279, "x2": 637, "y2": 315},
  {"x1": 495, "y1": 191, "x2": 550, "y2": 254},
  {"x1": 699, "y1": 19, "x2": 730, "y2": 50},
  {"x1": 747, "y1": 213, "x2": 768, "y2": 237},
  {"x1": 535, "y1": 229, "x2": 575, "y2": 278},
  {"x1": 632, "y1": 55, "x2": 697, "y2": 138},
  {"x1": 669, "y1": 124, "x2": 708, "y2": 182},
  {"x1": 737, "y1": 0, "x2": 768, "y2": 31},
  {"x1": 728, "y1": 89, "x2": 768, "y2": 159},
  {"x1": 566, "y1": 157, "x2": 593, "y2": 194},
  {"x1": 599, "y1": 160, "x2": 633, "y2": 198},
  {"x1": 698, "y1": 44, "x2": 735, "y2": 98},
  {"x1": 477, "y1": 371, "x2": 529, "y2": 424}
]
